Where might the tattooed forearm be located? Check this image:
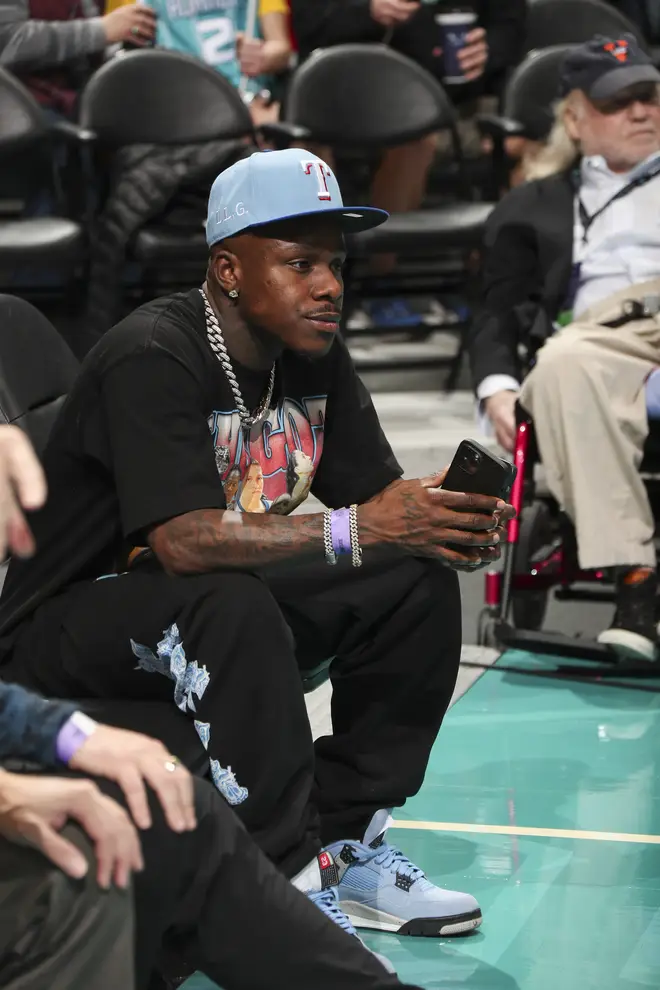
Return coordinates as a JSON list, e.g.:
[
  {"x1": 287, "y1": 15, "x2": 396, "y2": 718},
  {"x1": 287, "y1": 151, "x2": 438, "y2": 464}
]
[{"x1": 149, "y1": 508, "x2": 383, "y2": 575}]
